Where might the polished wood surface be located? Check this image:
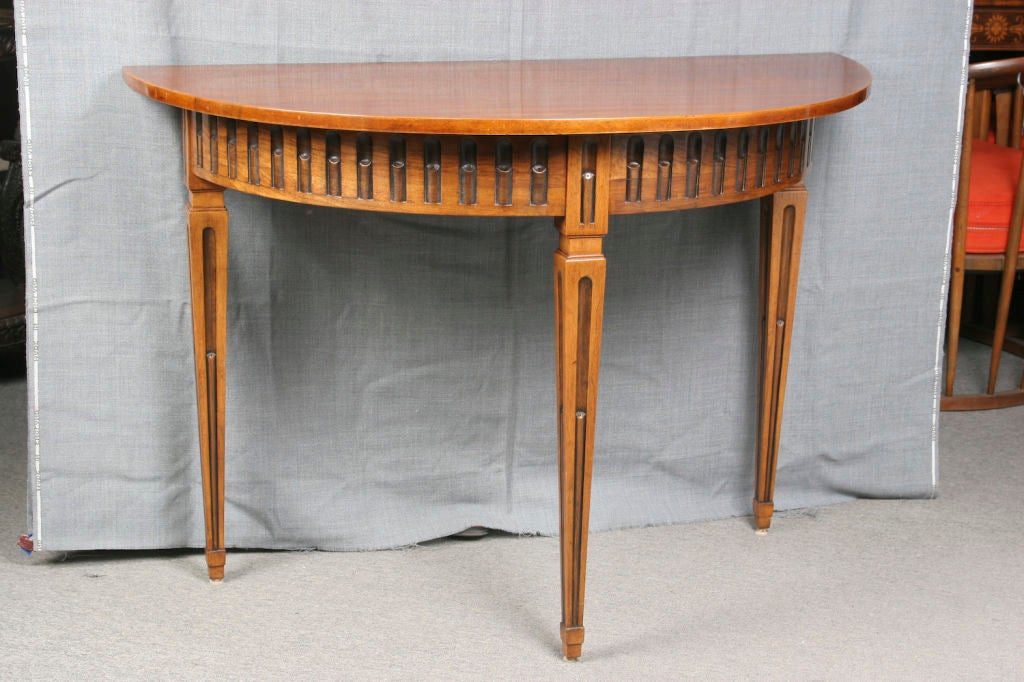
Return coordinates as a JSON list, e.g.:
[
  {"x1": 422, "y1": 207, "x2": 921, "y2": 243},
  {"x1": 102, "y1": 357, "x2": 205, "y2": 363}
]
[
  {"x1": 183, "y1": 111, "x2": 230, "y2": 579},
  {"x1": 122, "y1": 55, "x2": 869, "y2": 134},
  {"x1": 176, "y1": 116, "x2": 810, "y2": 218},
  {"x1": 754, "y1": 185, "x2": 807, "y2": 529},
  {"x1": 553, "y1": 135, "x2": 610, "y2": 659},
  {"x1": 124, "y1": 55, "x2": 869, "y2": 659}
]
